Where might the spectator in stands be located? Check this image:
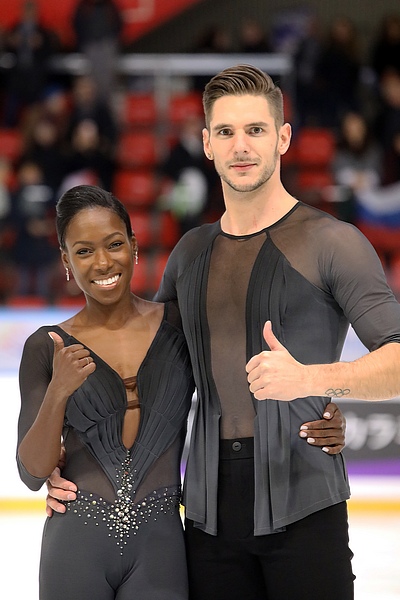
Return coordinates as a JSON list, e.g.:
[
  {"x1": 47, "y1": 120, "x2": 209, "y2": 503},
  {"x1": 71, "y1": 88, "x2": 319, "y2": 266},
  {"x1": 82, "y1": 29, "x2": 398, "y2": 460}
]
[
  {"x1": 66, "y1": 74, "x2": 118, "y2": 158},
  {"x1": 192, "y1": 25, "x2": 234, "y2": 92},
  {"x1": 9, "y1": 159, "x2": 58, "y2": 300},
  {"x1": 21, "y1": 116, "x2": 67, "y2": 195},
  {"x1": 293, "y1": 14, "x2": 325, "y2": 127},
  {"x1": 332, "y1": 111, "x2": 383, "y2": 223},
  {"x1": 2, "y1": 0, "x2": 59, "y2": 127},
  {"x1": 72, "y1": 0, "x2": 123, "y2": 106},
  {"x1": 382, "y1": 130, "x2": 400, "y2": 187},
  {"x1": 315, "y1": 16, "x2": 362, "y2": 130},
  {"x1": 238, "y1": 19, "x2": 271, "y2": 53},
  {"x1": 21, "y1": 84, "x2": 71, "y2": 149},
  {"x1": 62, "y1": 118, "x2": 115, "y2": 192},
  {"x1": 374, "y1": 68, "x2": 400, "y2": 156},
  {"x1": 159, "y1": 113, "x2": 222, "y2": 235},
  {"x1": 370, "y1": 14, "x2": 400, "y2": 82},
  {"x1": 332, "y1": 108, "x2": 400, "y2": 229}
]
